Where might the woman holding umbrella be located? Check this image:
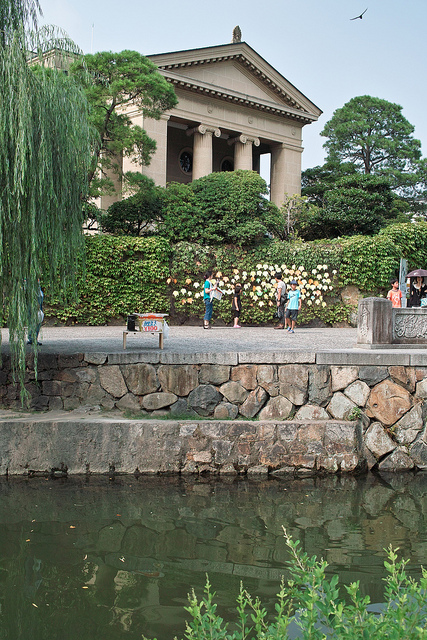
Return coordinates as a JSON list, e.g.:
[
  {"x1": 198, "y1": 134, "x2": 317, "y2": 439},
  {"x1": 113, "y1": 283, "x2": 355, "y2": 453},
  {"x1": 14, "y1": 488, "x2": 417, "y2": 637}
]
[{"x1": 407, "y1": 268, "x2": 427, "y2": 307}]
